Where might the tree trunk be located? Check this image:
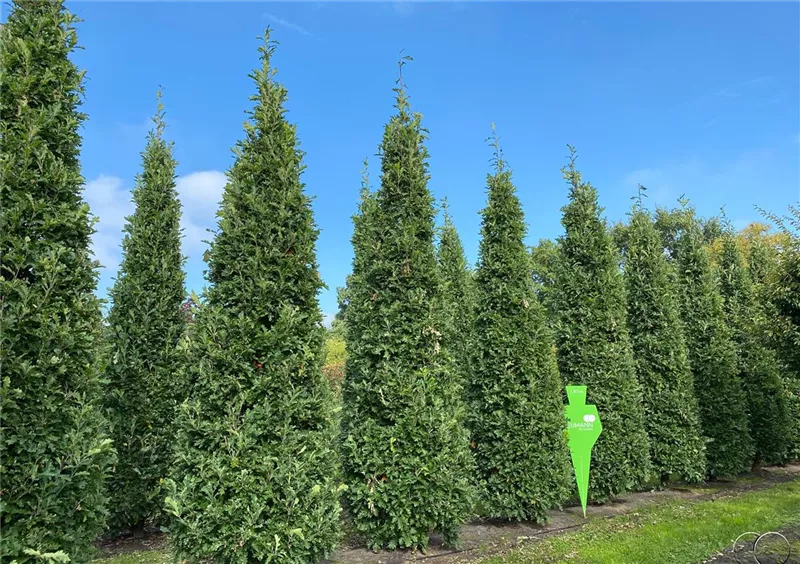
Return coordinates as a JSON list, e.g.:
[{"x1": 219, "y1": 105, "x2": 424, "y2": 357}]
[{"x1": 132, "y1": 520, "x2": 145, "y2": 540}]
